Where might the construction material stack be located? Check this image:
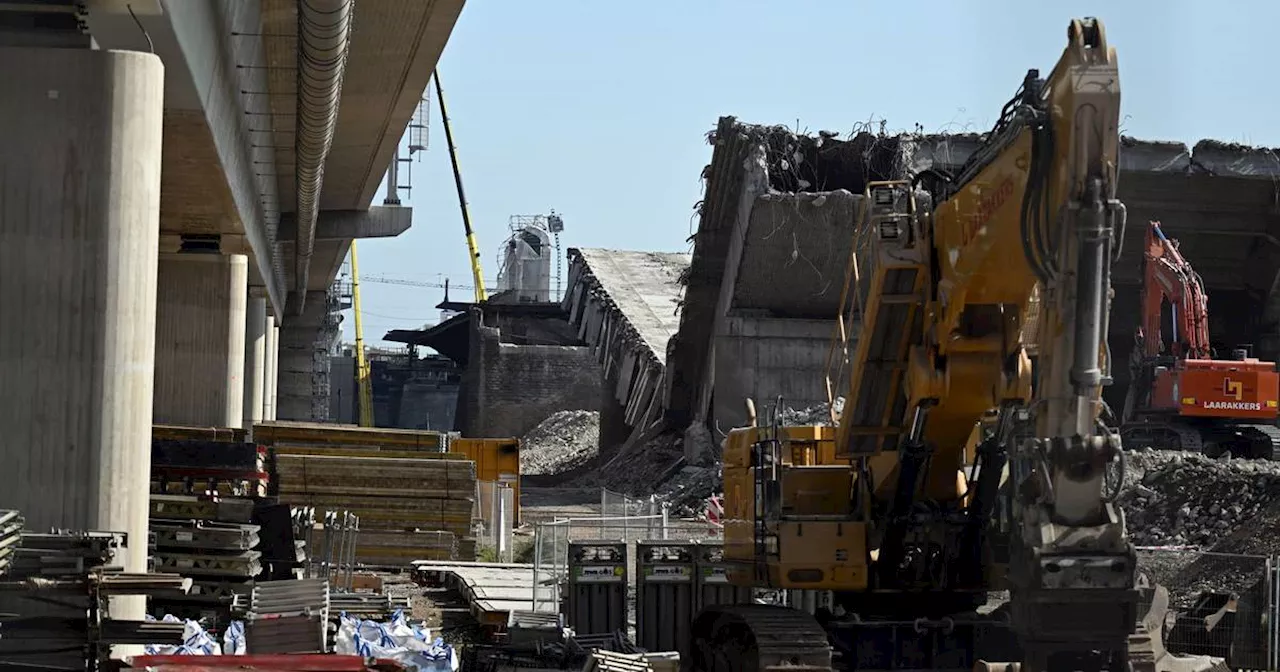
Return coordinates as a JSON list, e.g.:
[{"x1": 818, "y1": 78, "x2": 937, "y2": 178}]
[
  {"x1": 148, "y1": 494, "x2": 262, "y2": 620},
  {"x1": 245, "y1": 577, "x2": 330, "y2": 654},
  {"x1": 150, "y1": 424, "x2": 268, "y2": 496},
  {"x1": 257, "y1": 421, "x2": 480, "y2": 564},
  {"x1": 0, "y1": 517, "x2": 191, "y2": 670}
]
